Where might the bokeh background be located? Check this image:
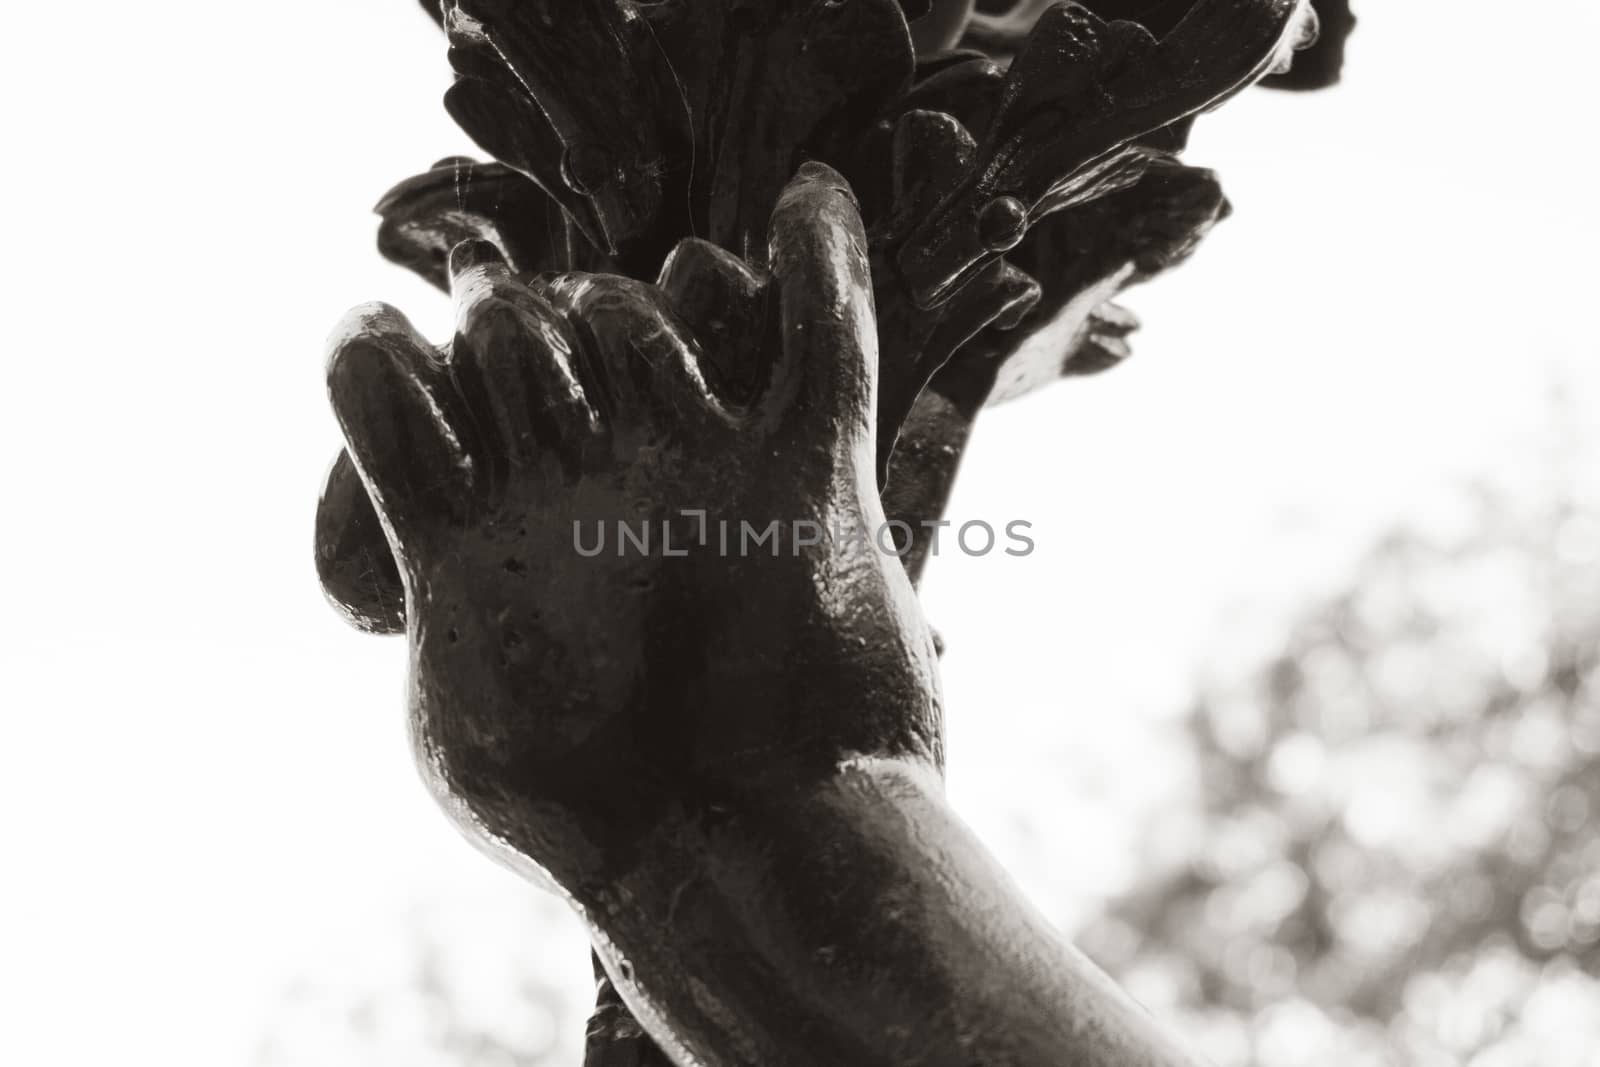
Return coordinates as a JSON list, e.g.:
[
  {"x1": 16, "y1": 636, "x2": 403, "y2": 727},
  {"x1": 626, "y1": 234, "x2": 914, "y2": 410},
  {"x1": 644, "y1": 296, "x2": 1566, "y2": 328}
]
[{"x1": 2, "y1": 2, "x2": 1597, "y2": 1065}]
